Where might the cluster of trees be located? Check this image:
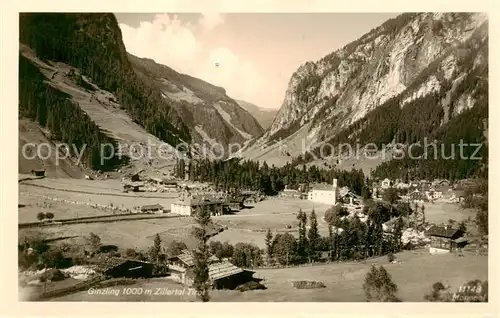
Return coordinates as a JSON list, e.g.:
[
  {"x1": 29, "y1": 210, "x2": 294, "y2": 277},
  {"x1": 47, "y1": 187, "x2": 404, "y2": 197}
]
[
  {"x1": 175, "y1": 158, "x2": 369, "y2": 196},
  {"x1": 19, "y1": 13, "x2": 191, "y2": 147},
  {"x1": 325, "y1": 202, "x2": 407, "y2": 262},
  {"x1": 19, "y1": 55, "x2": 124, "y2": 171},
  {"x1": 260, "y1": 201, "x2": 409, "y2": 267},
  {"x1": 461, "y1": 179, "x2": 488, "y2": 237}
]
